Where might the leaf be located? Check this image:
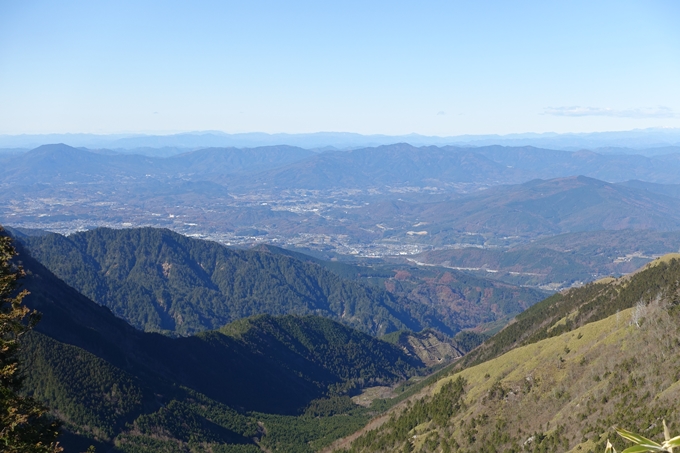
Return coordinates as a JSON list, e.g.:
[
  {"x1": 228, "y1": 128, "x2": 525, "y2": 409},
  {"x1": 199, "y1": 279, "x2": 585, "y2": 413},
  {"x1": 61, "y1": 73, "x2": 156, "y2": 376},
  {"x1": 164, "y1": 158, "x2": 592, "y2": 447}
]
[
  {"x1": 663, "y1": 421, "x2": 674, "y2": 453},
  {"x1": 617, "y1": 428, "x2": 664, "y2": 450},
  {"x1": 621, "y1": 446, "x2": 665, "y2": 453},
  {"x1": 664, "y1": 435, "x2": 680, "y2": 448},
  {"x1": 605, "y1": 439, "x2": 617, "y2": 453}
]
